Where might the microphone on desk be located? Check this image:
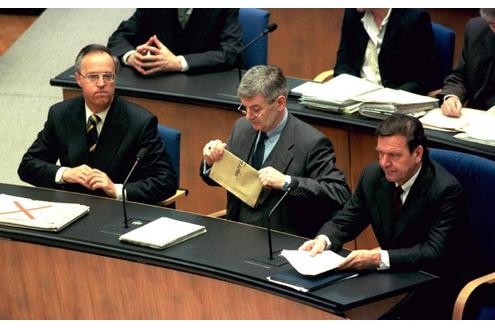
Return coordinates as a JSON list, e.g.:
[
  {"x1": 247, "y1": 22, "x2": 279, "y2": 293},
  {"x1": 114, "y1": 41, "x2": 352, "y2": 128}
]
[
  {"x1": 266, "y1": 179, "x2": 299, "y2": 261},
  {"x1": 122, "y1": 148, "x2": 148, "y2": 229},
  {"x1": 237, "y1": 22, "x2": 278, "y2": 82}
]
